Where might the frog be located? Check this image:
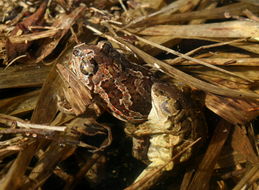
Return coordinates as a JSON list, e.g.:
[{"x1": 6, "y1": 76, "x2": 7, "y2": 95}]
[
  {"x1": 59, "y1": 41, "x2": 206, "y2": 189},
  {"x1": 125, "y1": 82, "x2": 207, "y2": 189},
  {"x1": 56, "y1": 40, "x2": 153, "y2": 152},
  {"x1": 67, "y1": 41, "x2": 154, "y2": 123}
]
